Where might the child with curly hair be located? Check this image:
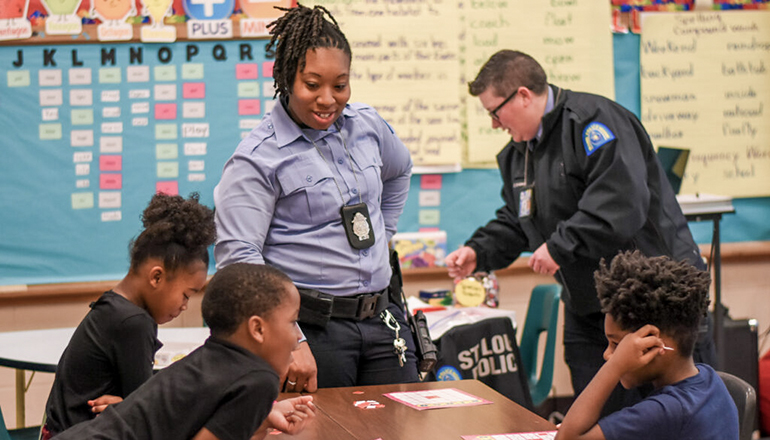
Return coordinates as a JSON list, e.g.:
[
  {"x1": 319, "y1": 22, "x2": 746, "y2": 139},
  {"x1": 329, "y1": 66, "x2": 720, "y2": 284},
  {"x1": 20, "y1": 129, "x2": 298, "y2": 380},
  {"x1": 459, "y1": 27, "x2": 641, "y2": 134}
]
[
  {"x1": 43, "y1": 193, "x2": 216, "y2": 438},
  {"x1": 555, "y1": 250, "x2": 738, "y2": 440}
]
